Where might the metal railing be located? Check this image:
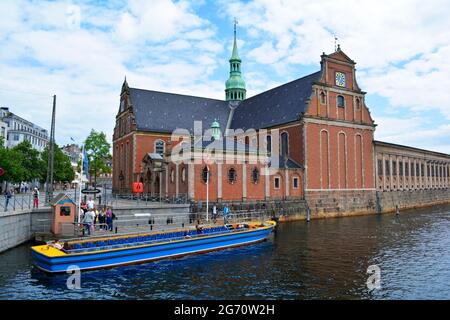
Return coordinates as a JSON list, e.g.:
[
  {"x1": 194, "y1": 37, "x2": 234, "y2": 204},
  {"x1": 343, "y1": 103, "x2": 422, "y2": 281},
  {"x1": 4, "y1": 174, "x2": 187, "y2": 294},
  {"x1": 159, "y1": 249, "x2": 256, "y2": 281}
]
[
  {"x1": 0, "y1": 194, "x2": 49, "y2": 212},
  {"x1": 102, "y1": 193, "x2": 188, "y2": 207}
]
